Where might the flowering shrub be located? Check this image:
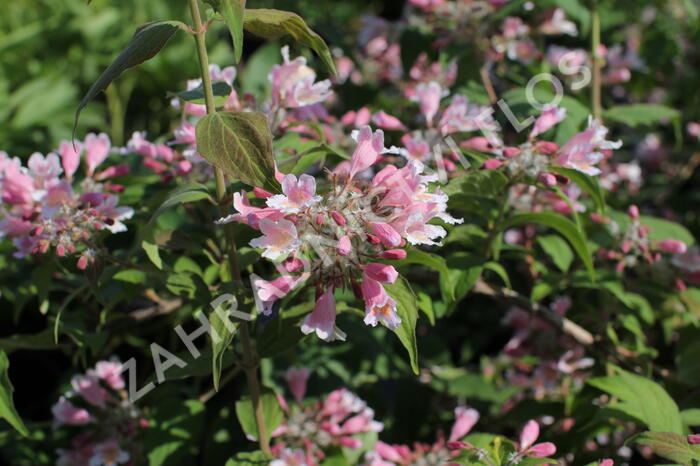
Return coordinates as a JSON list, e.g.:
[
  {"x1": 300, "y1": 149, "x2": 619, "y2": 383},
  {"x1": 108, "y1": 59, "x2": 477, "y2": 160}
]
[{"x1": 2, "y1": 1, "x2": 700, "y2": 465}]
